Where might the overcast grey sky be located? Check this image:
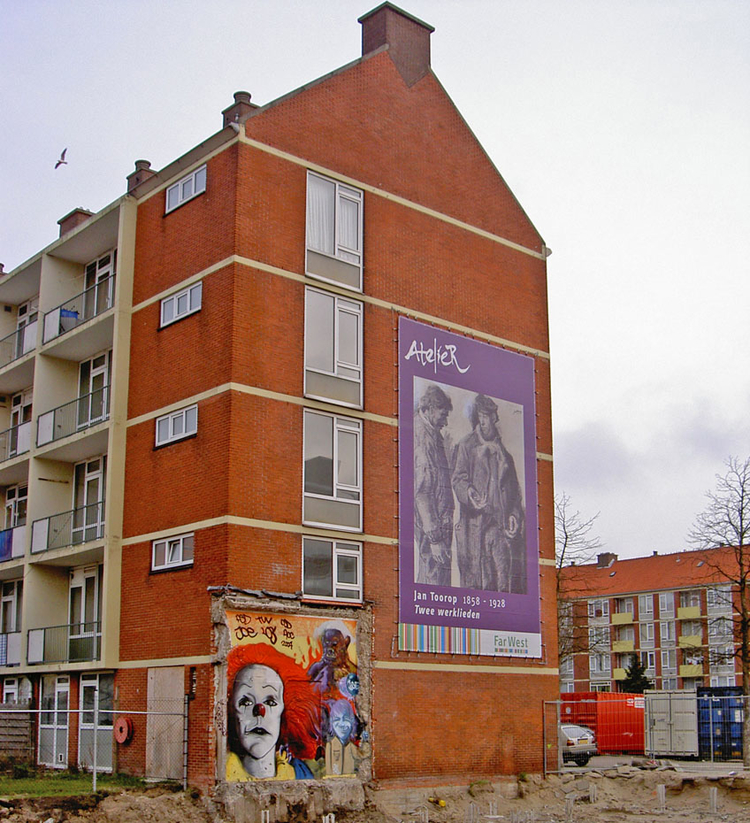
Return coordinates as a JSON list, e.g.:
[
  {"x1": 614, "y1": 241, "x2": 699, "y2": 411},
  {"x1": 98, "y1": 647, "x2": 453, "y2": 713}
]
[{"x1": 2, "y1": 0, "x2": 748, "y2": 559}]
